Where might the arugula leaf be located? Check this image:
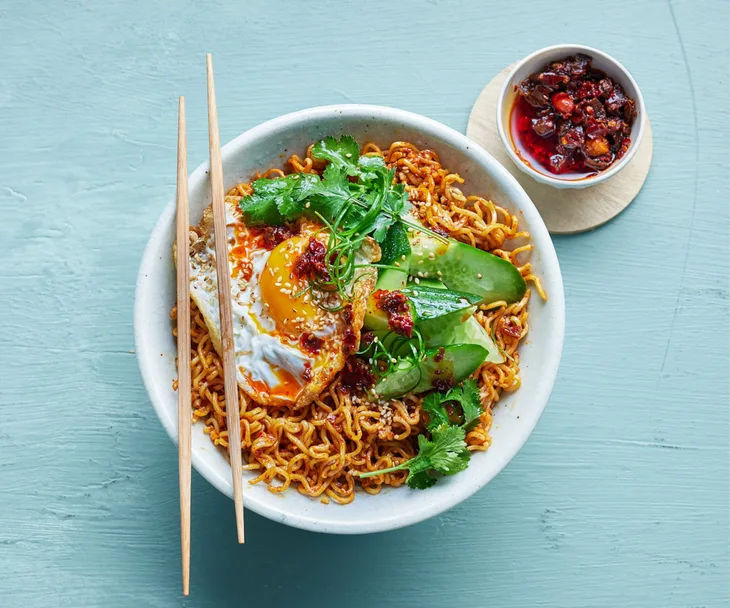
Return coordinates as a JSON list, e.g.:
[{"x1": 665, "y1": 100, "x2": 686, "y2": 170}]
[
  {"x1": 420, "y1": 379, "x2": 483, "y2": 432},
  {"x1": 357, "y1": 424, "x2": 471, "y2": 490},
  {"x1": 312, "y1": 135, "x2": 360, "y2": 176}
]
